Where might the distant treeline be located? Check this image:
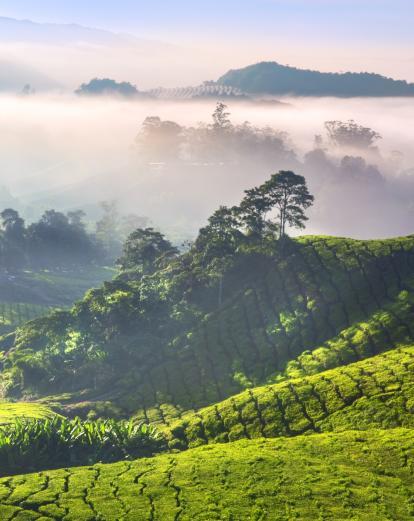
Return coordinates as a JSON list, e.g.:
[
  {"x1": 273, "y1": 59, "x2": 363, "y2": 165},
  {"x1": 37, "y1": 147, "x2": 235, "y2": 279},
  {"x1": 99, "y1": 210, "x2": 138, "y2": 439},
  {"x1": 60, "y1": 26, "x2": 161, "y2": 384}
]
[{"x1": 0, "y1": 204, "x2": 149, "y2": 272}]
